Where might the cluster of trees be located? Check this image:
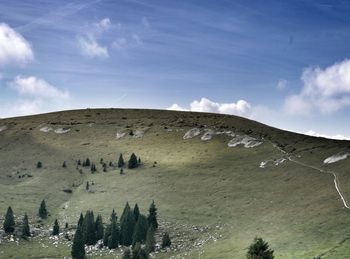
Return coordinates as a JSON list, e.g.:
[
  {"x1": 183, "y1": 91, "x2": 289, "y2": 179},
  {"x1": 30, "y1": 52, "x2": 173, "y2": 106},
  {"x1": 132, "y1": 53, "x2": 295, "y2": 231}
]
[
  {"x1": 247, "y1": 237, "x2": 274, "y2": 259},
  {"x1": 2, "y1": 200, "x2": 61, "y2": 238},
  {"x1": 72, "y1": 201, "x2": 169, "y2": 259}
]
